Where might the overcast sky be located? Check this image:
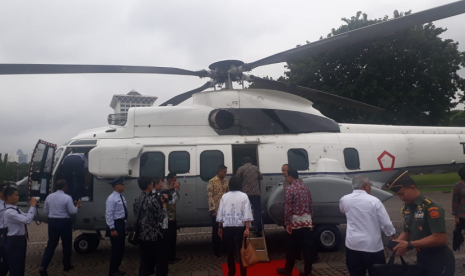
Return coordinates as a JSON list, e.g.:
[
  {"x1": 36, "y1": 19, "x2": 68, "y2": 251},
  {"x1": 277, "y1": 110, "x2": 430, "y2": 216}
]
[{"x1": 0, "y1": 0, "x2": 464, "y2": 156}]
